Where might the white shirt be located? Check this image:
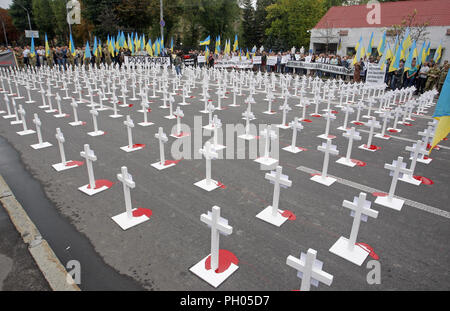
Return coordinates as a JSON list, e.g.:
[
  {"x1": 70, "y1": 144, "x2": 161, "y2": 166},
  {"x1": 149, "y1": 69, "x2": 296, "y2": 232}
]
[
  {"x1": 23, "y1": 49, "x2": 30, "y2": 57},
  {"x1": 419, "y1": 66, "x2": 430, "y2": 78}
]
